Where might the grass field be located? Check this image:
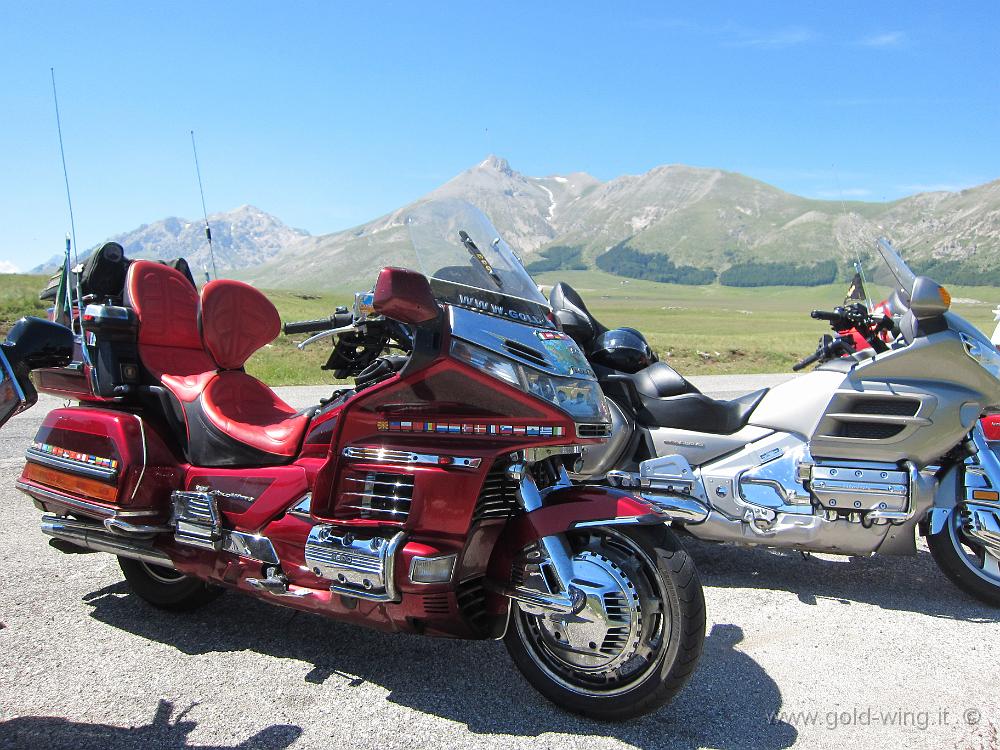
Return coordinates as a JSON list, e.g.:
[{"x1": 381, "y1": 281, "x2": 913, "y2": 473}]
[{"x1": 4, "y1": 271, "x2": 998, "y2": 386}]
